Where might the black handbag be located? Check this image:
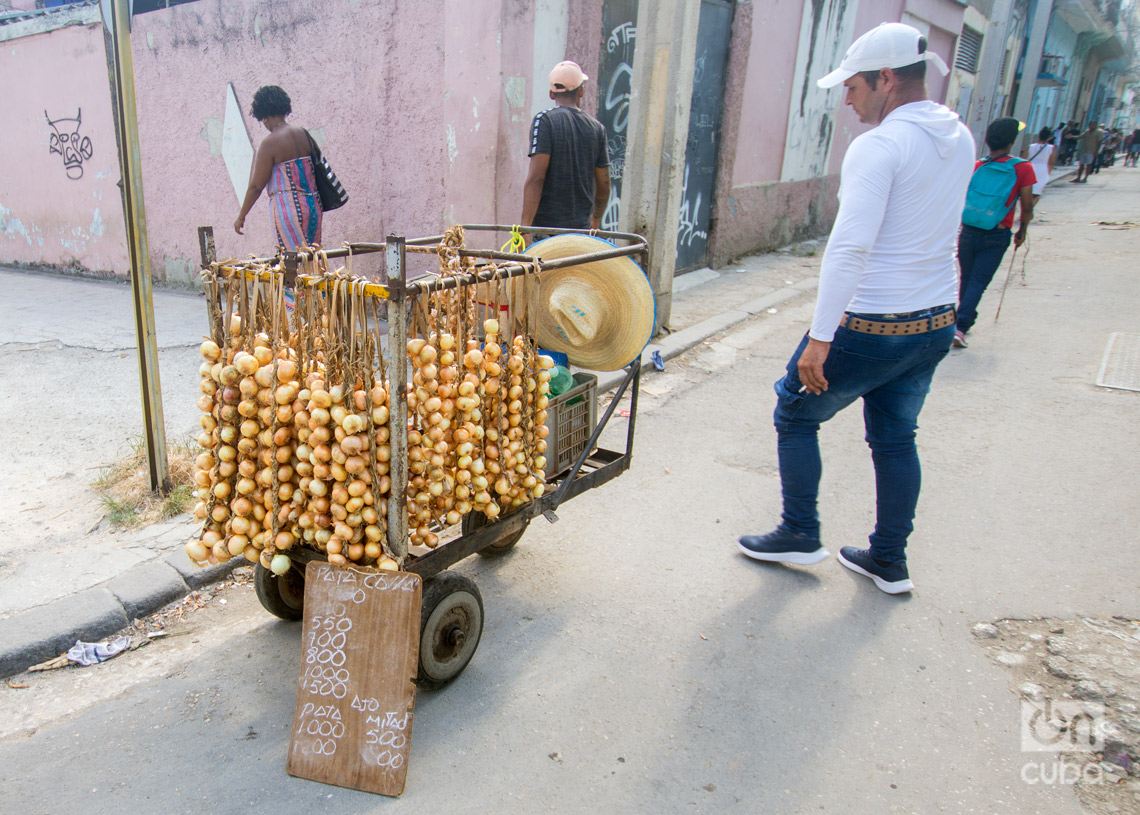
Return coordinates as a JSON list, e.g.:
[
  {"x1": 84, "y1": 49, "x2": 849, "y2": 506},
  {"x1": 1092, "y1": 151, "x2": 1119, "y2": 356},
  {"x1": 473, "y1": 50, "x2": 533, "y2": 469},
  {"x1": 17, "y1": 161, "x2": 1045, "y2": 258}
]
[{"x1": 306, "y1": 131, "x2": 348, "y2": 211}]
